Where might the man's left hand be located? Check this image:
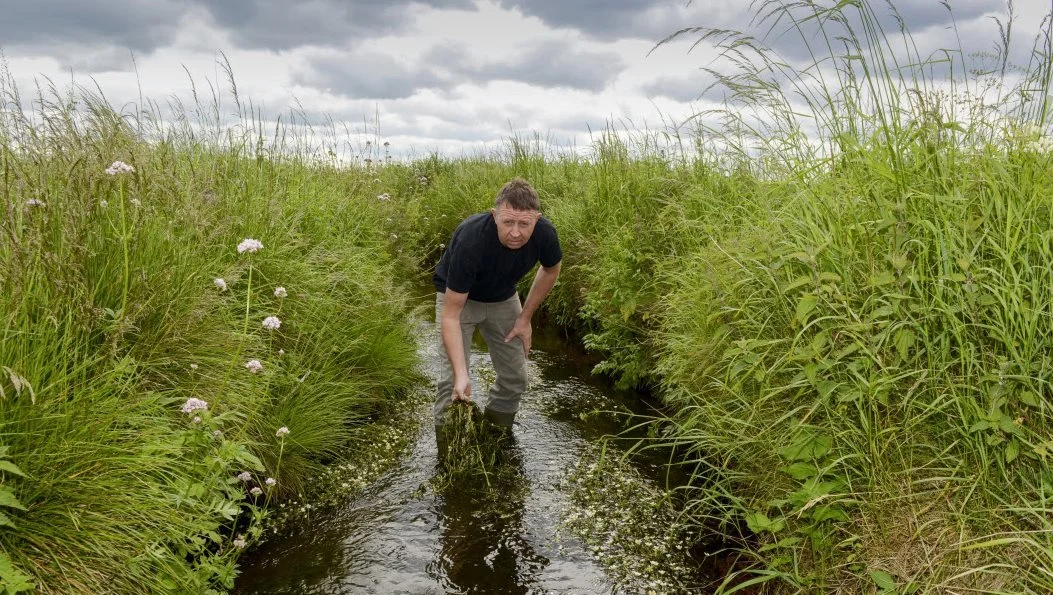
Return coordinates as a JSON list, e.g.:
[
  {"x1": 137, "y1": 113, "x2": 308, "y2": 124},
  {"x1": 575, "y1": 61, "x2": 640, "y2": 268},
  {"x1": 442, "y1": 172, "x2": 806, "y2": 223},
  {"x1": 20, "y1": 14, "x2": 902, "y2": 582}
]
[{"x1": 504, "y1": 318, "x2": 532, "y2": 359}]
